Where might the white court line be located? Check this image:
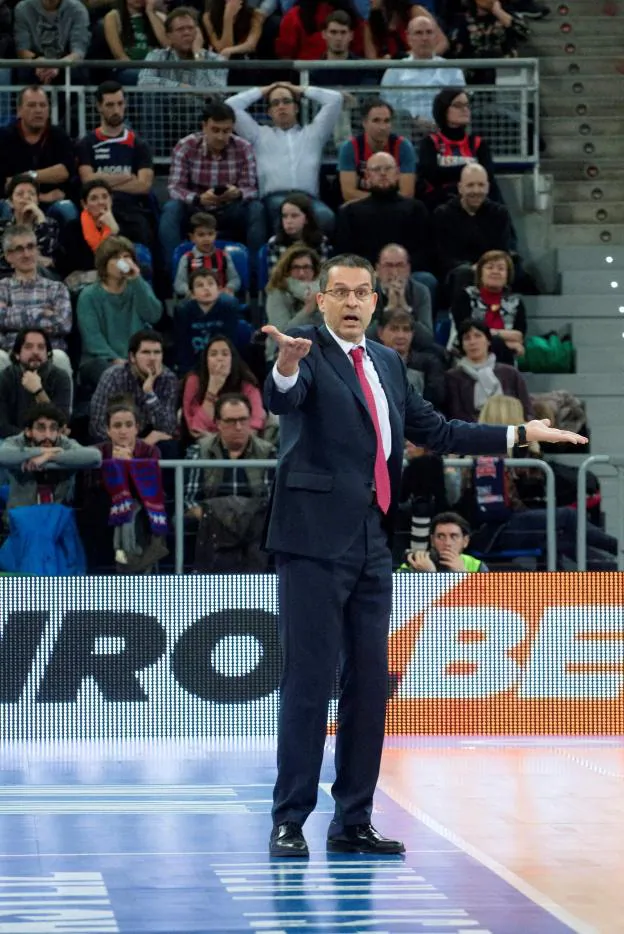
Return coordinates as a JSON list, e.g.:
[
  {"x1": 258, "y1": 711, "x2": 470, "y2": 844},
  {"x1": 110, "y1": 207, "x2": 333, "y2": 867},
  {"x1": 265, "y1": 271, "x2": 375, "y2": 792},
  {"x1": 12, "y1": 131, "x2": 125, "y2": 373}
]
[
  {"x1": 0, "y1": 848, "x2": 458, "y2": 859},
  {"x1": 377, "y1": 777, "x2": 598, "y2": 934}
]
